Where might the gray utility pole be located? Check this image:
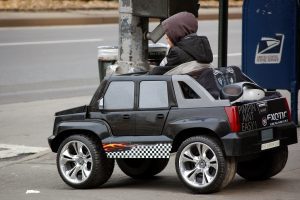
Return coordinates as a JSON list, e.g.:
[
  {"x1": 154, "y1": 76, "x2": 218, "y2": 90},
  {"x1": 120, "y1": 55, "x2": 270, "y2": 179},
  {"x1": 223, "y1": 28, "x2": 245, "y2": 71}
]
[{"x1": 118, "y1": 0, "x2": 150, "y2": 73}]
